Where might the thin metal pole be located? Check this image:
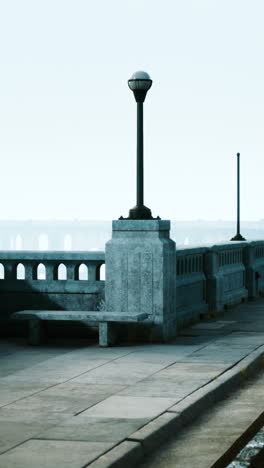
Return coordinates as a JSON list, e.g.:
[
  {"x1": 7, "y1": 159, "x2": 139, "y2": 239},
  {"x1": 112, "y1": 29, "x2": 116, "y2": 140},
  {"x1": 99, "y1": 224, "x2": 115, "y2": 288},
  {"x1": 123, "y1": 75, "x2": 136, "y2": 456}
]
[
  {"x1": 237, "y1": 152, "x2": 240, "y2": 236},
  {"x1": 137, "y1": 102, "x2": 144, "y2": 207},
  {"x1": 230, "y1": 152, "x2": 245, "y2": 241}
]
